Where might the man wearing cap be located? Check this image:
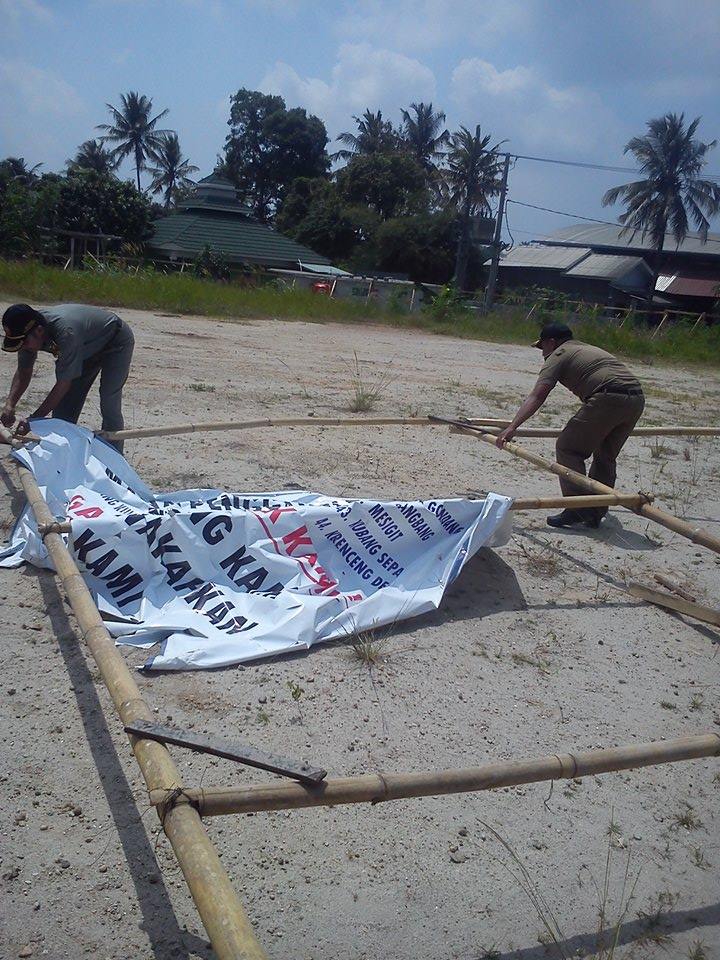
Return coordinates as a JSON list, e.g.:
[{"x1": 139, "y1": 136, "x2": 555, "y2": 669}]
[
  {"x1": 495, "y1": 322, "x2": 644, "y2": 529},
  {"x1": 1, "y1": 303, "x2": 134, "y2": 453}
]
